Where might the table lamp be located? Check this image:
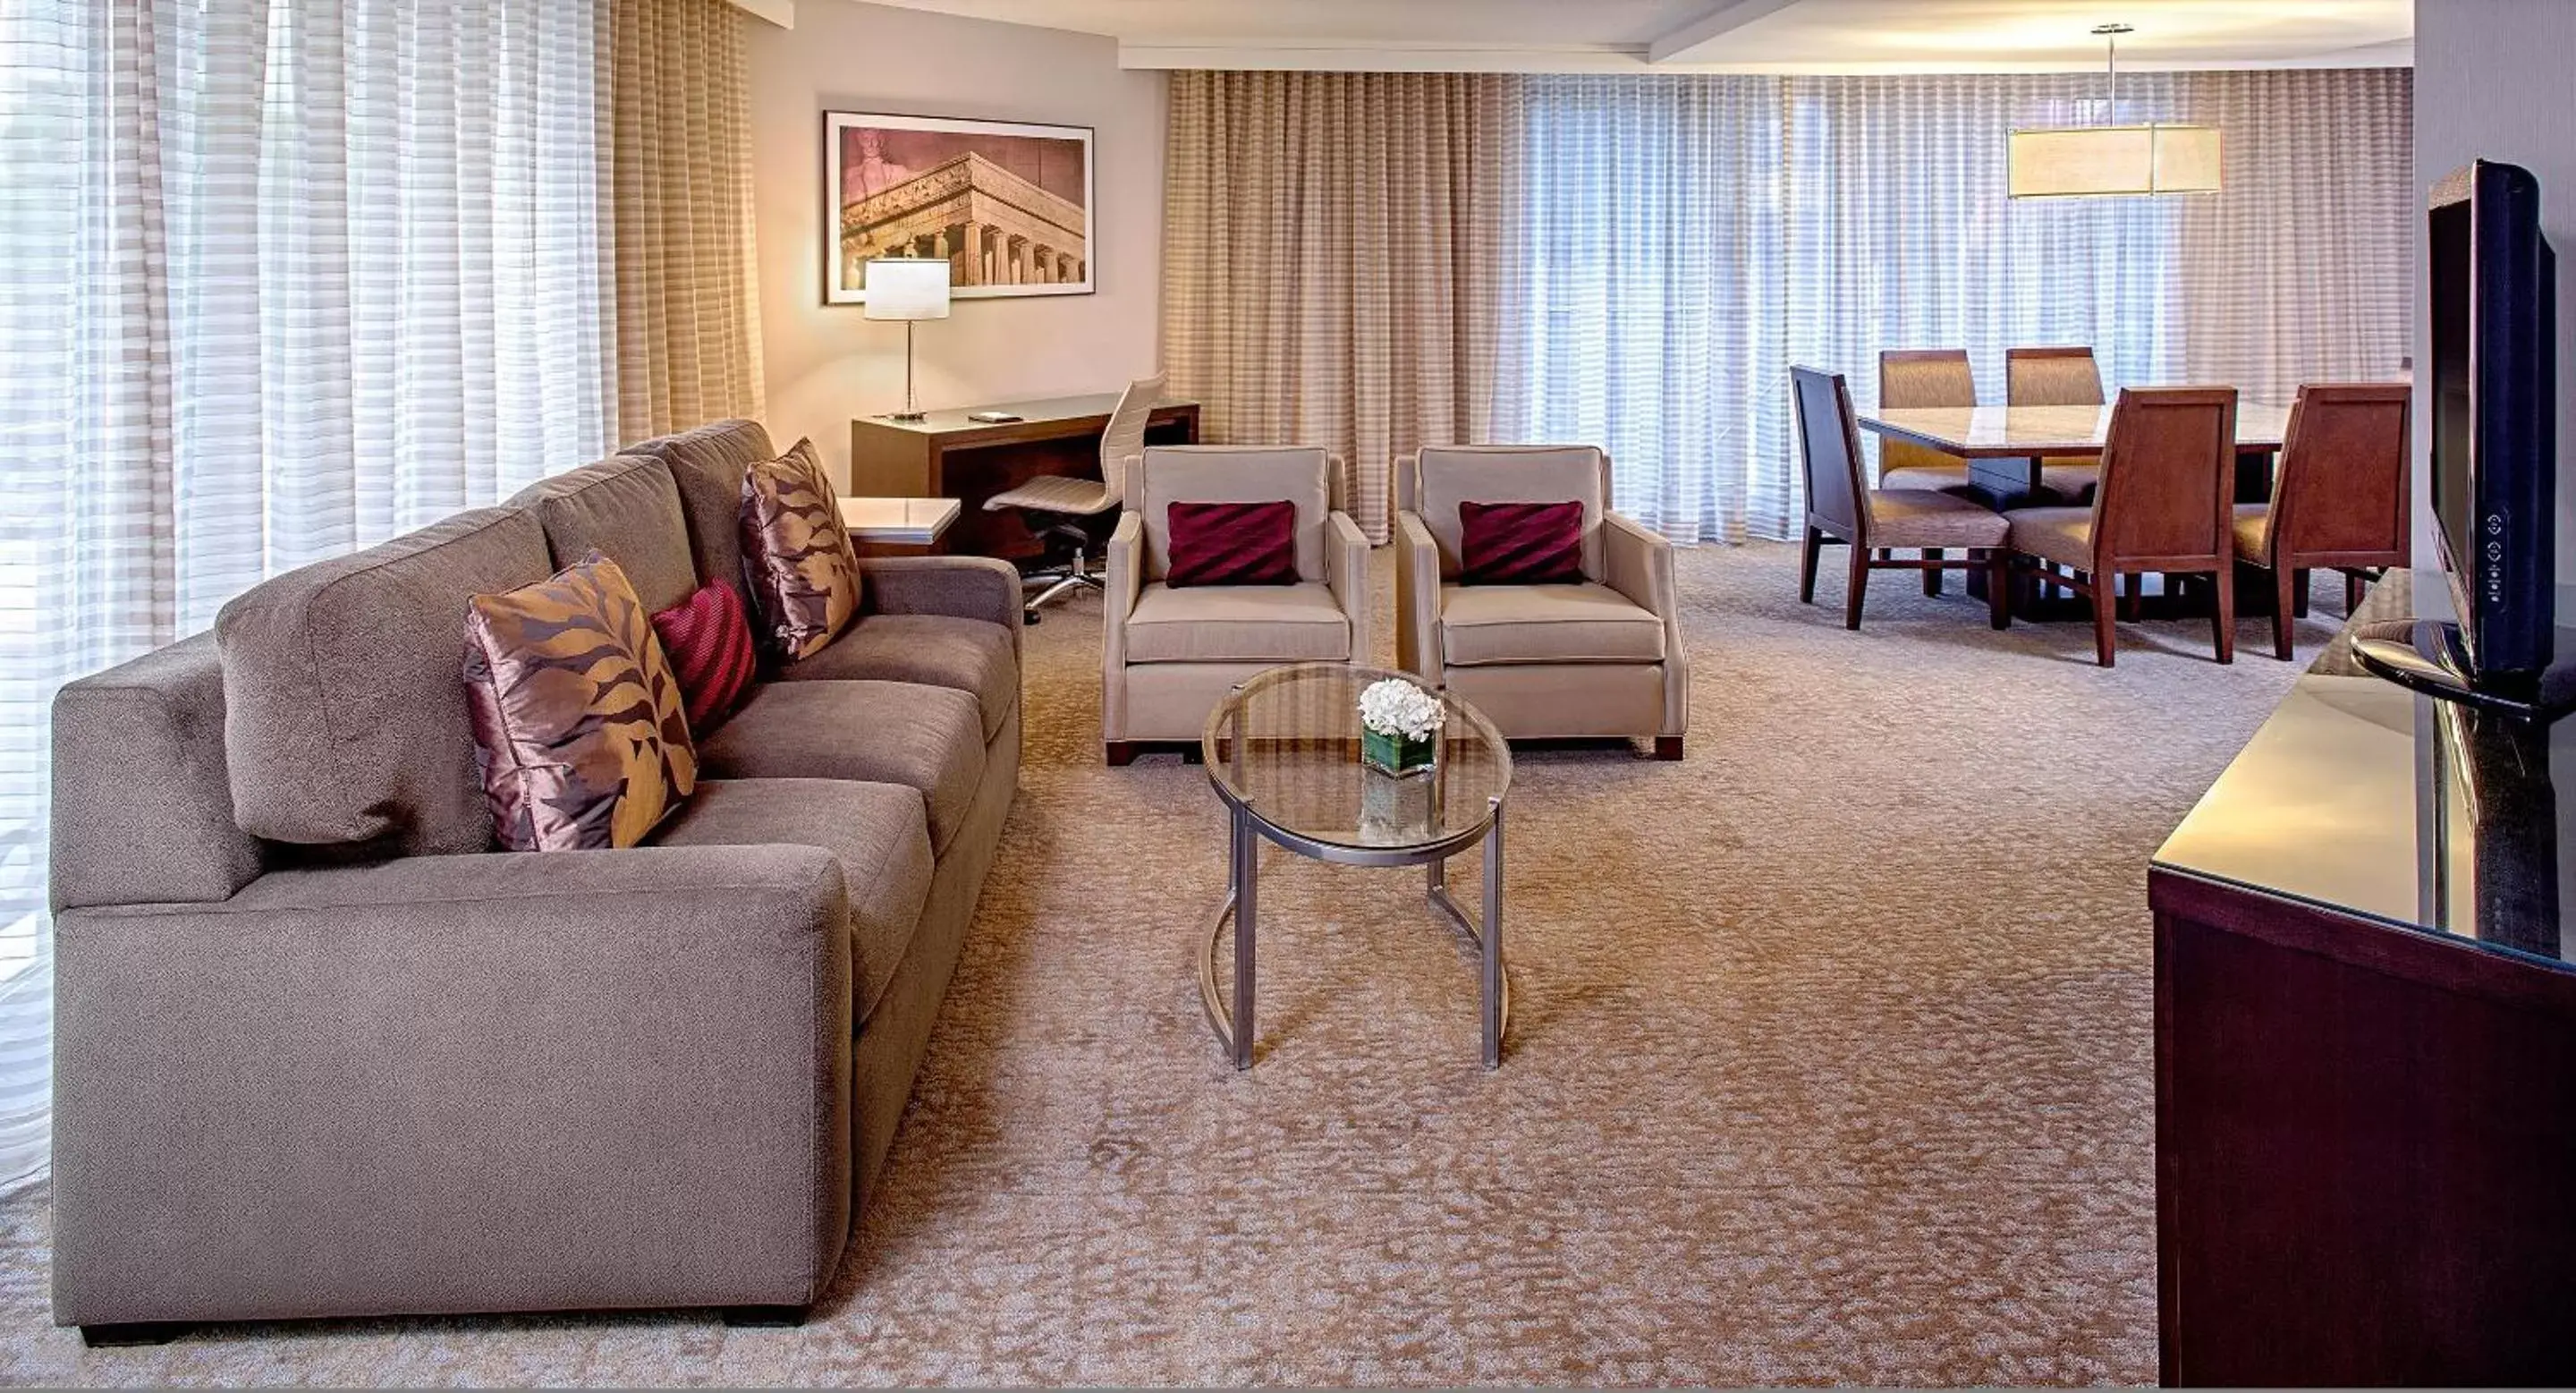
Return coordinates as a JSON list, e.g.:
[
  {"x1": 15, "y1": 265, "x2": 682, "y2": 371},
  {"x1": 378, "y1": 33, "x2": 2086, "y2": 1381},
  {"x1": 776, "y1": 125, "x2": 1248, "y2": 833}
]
[{"x1": 864, "y1": 257, "x2": 951, "y2": 421}]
